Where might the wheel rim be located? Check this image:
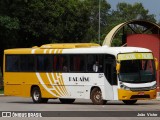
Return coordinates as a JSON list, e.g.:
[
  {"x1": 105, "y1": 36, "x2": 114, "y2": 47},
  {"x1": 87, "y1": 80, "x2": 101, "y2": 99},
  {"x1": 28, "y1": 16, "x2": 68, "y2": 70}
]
[
  {"x1": 33, "y1": 90, "x2": 40, "y2": 101},
  {"x1": 94, "y1": 91, "x2": 102, "y2": 103}
]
